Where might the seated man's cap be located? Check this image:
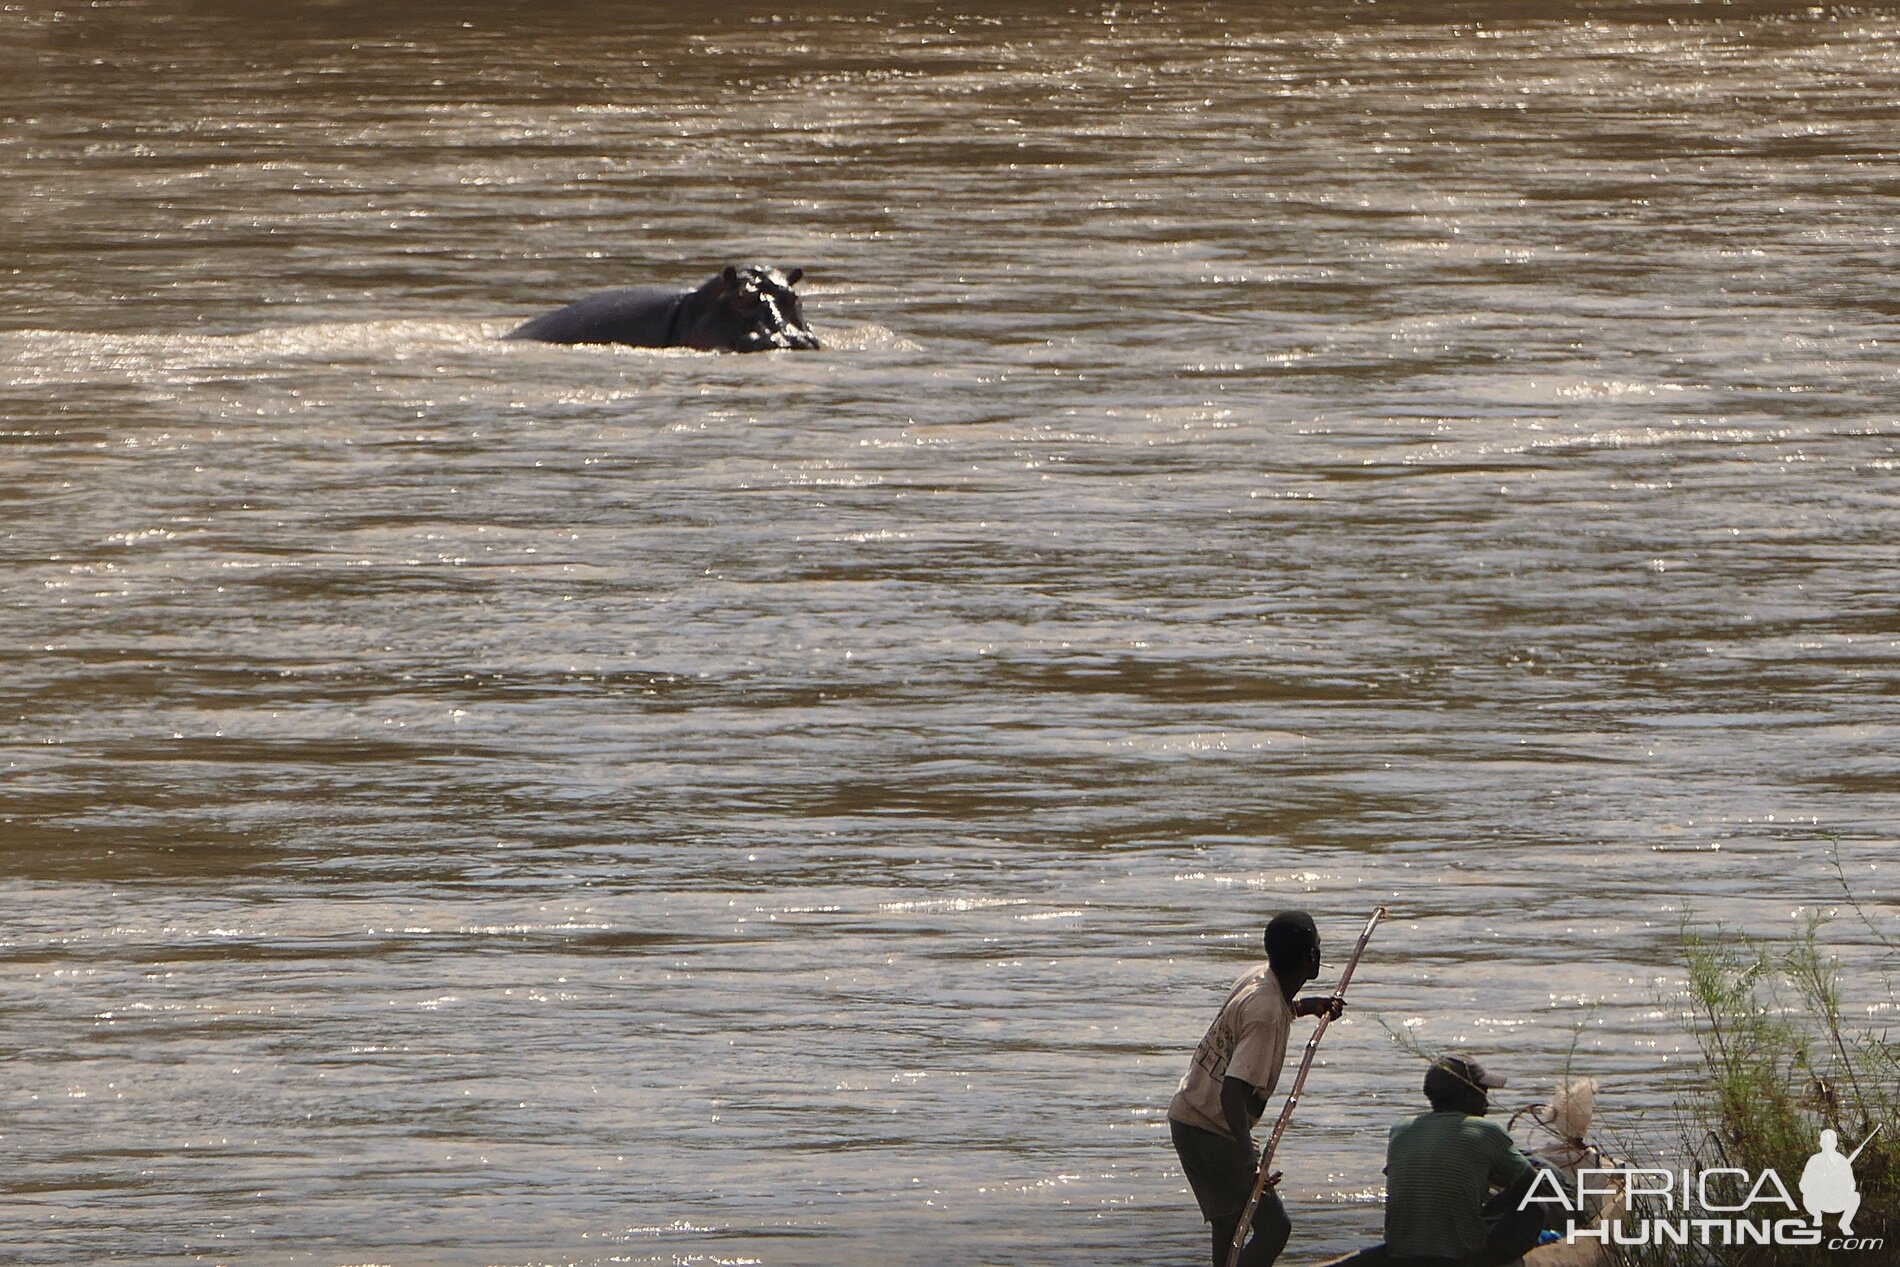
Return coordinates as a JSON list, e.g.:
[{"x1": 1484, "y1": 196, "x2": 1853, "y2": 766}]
[{"x1": 1424, "y1": 1054, "x2": 1507, "y2": 1100}]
